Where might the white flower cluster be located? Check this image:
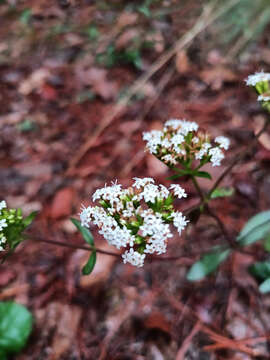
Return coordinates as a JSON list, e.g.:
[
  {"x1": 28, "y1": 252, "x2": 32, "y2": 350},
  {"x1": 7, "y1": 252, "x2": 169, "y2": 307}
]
[
  {"x1": 0, "y1": 201, "x2": 7, "y2": 251},
  {"x1": 258, "y1": 94, "x2": 270, "y2": 102},
  {"x1": 245, "y1": 71, "x2": 270, "y2": 86},
  {"x1": 80, "y1": 178, "x2": 189, "y2": 267},
  {"x1": 143, "y1": 119, "x2": 230, "y2": 167}
]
